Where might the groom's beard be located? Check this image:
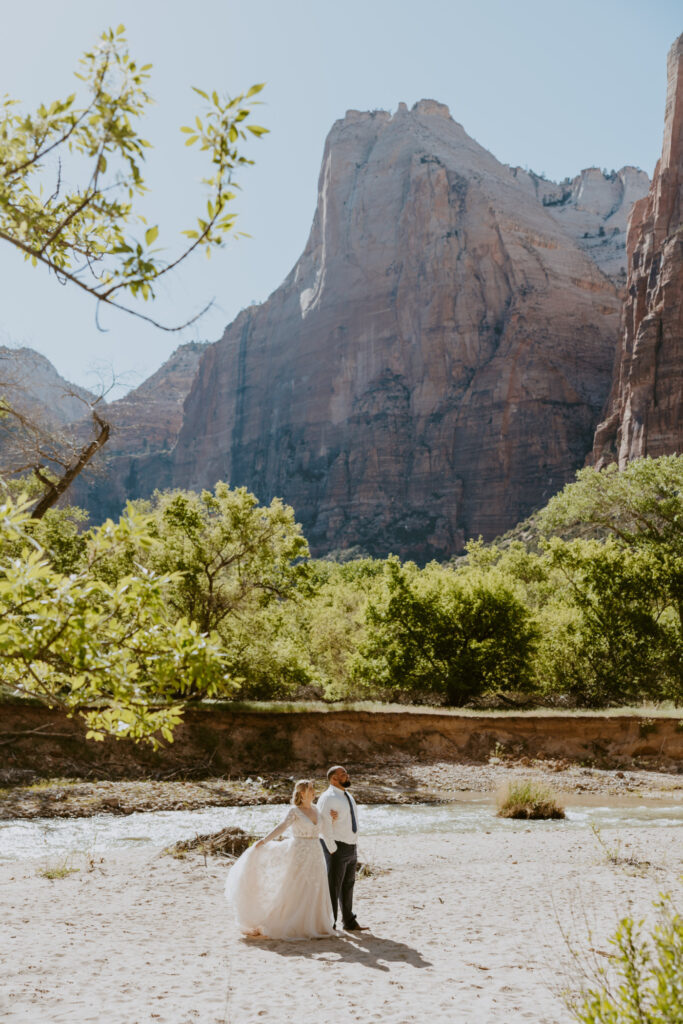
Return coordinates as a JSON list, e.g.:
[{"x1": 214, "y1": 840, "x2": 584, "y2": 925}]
[{"x1": 341, "y1": 780, "x2": 351, "y2": 788}]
